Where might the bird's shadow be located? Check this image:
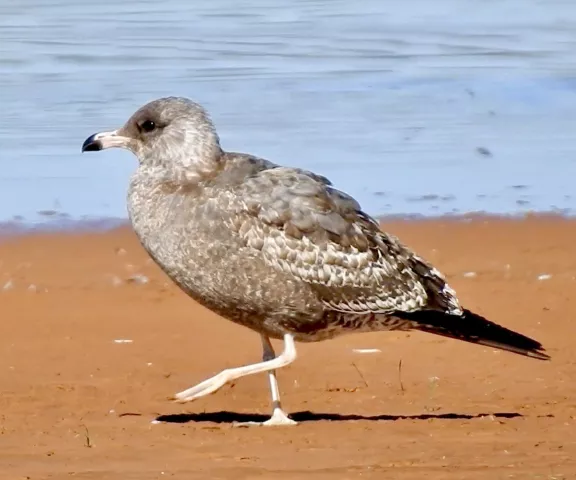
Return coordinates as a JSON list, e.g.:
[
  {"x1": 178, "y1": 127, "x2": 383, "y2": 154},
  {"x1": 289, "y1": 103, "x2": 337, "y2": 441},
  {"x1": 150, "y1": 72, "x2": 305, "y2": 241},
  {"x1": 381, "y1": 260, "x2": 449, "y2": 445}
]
[{"x1": 154, "y1": 410, "x2": 525, "y2": 424}]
